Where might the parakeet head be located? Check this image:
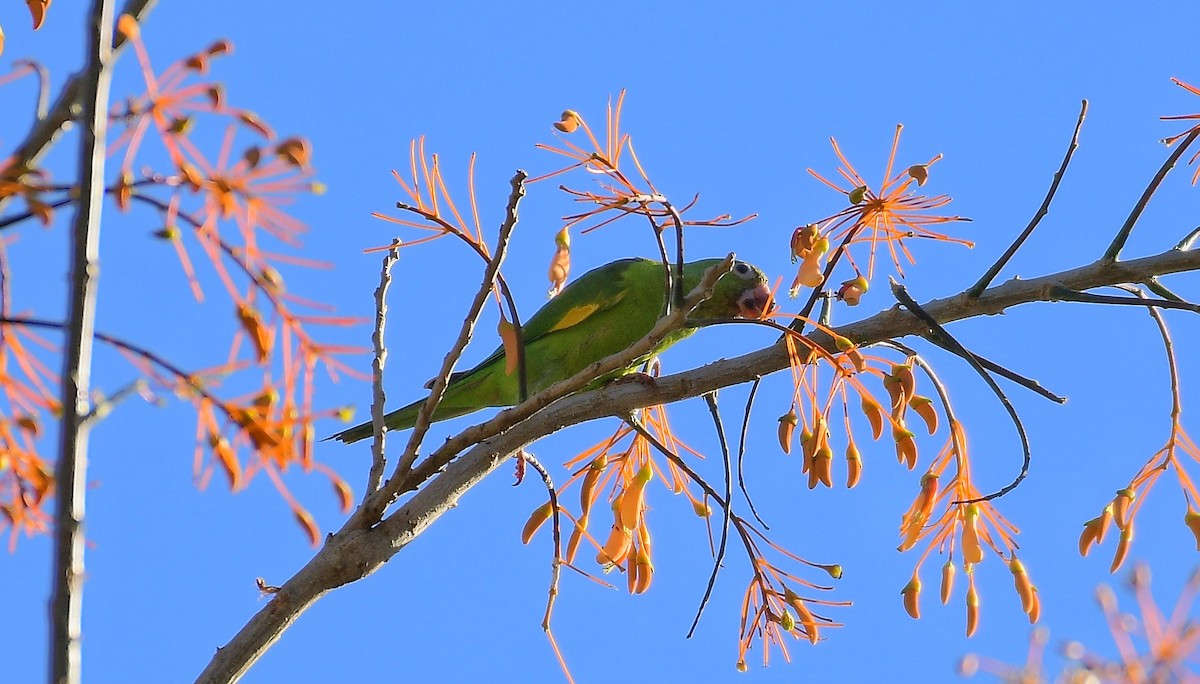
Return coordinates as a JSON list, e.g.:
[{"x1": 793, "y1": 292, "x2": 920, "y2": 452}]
[{"x1": 686, "y1": 259, "x2": 774, "y2": 320}]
